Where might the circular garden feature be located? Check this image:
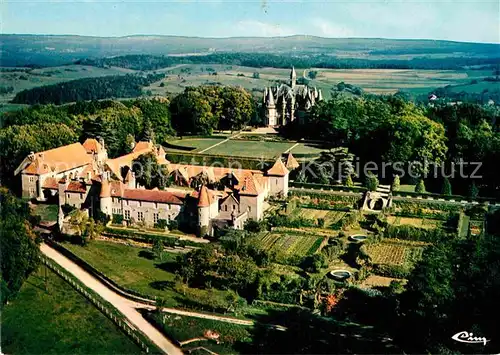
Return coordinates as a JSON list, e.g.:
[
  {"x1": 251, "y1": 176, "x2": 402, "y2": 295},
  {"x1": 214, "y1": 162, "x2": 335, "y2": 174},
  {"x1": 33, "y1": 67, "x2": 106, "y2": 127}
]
[
  {"x1": 349, "y1": 234, "x2": 368, "y2": 242},
  {"x1": 328, "y1": 269, "x2": 352, "y2": 281}
]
